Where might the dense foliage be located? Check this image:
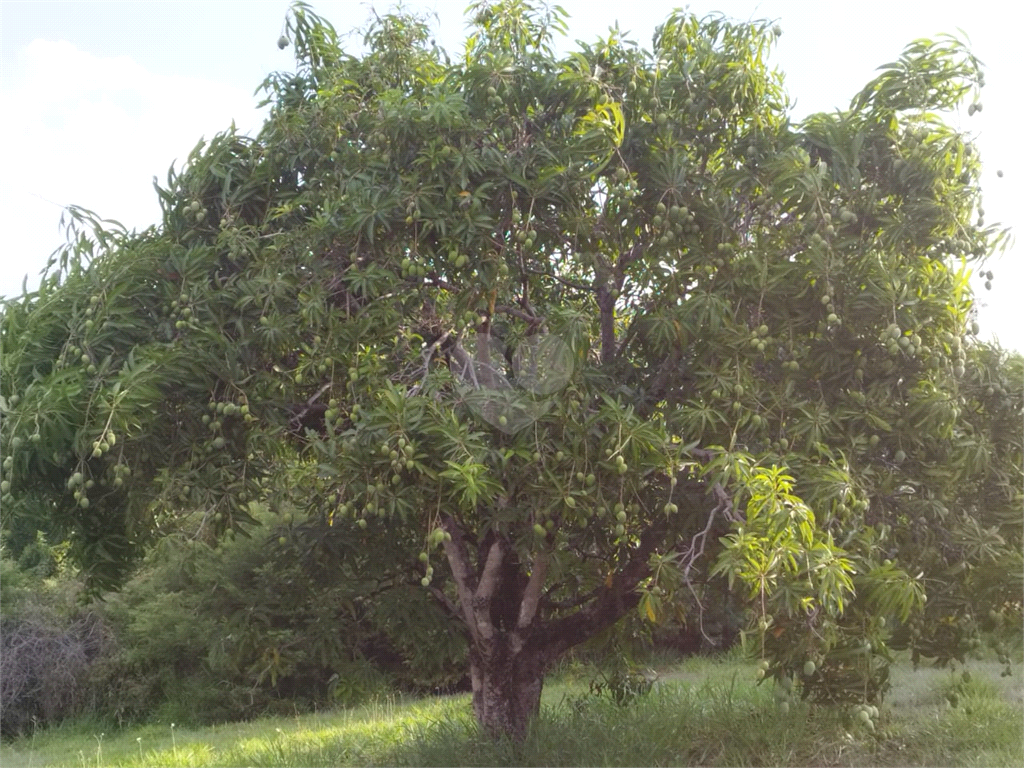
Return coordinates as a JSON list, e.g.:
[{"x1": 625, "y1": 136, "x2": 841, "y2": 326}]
[
  {"x1": 0, "y1": 498, "x2": 468, "y2": 738},
  {"x1": 1, "y1": 0, "x2": 1019, "y2": 739}
]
